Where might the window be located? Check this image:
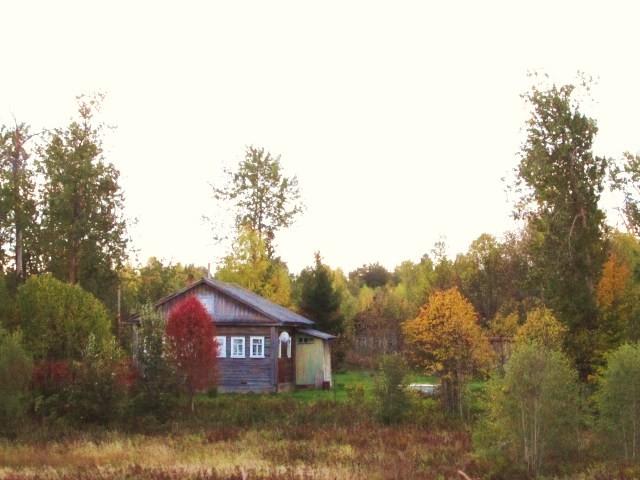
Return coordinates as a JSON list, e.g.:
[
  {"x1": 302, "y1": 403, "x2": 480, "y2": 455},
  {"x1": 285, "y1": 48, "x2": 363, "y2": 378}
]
[
  {"x1": 250, "y1": 336, "x2": 265, "y2": 358},
  {"x1": 297, "y1": 336, "x2": 314, "y2": 345},
  {"x1": 231, "y1": 337, "x2": 245, "y2": 358},
  {"x1": 215, "y1": 336, "x2": 226, "y2": 358}
]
